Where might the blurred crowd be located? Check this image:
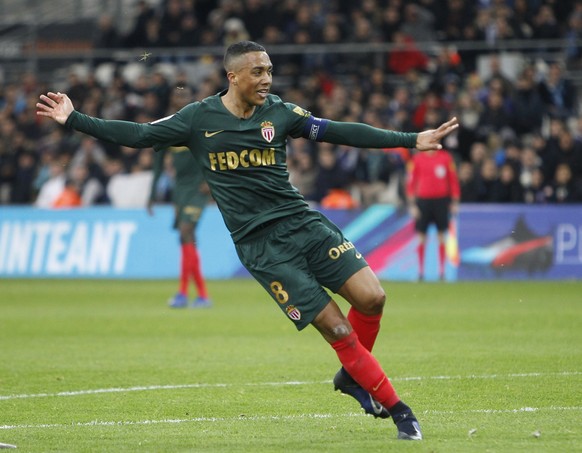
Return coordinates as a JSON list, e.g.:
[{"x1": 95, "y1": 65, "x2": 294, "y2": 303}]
[{"x1": 1, "y1": 0, "x2": 582, "y2": 208}]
